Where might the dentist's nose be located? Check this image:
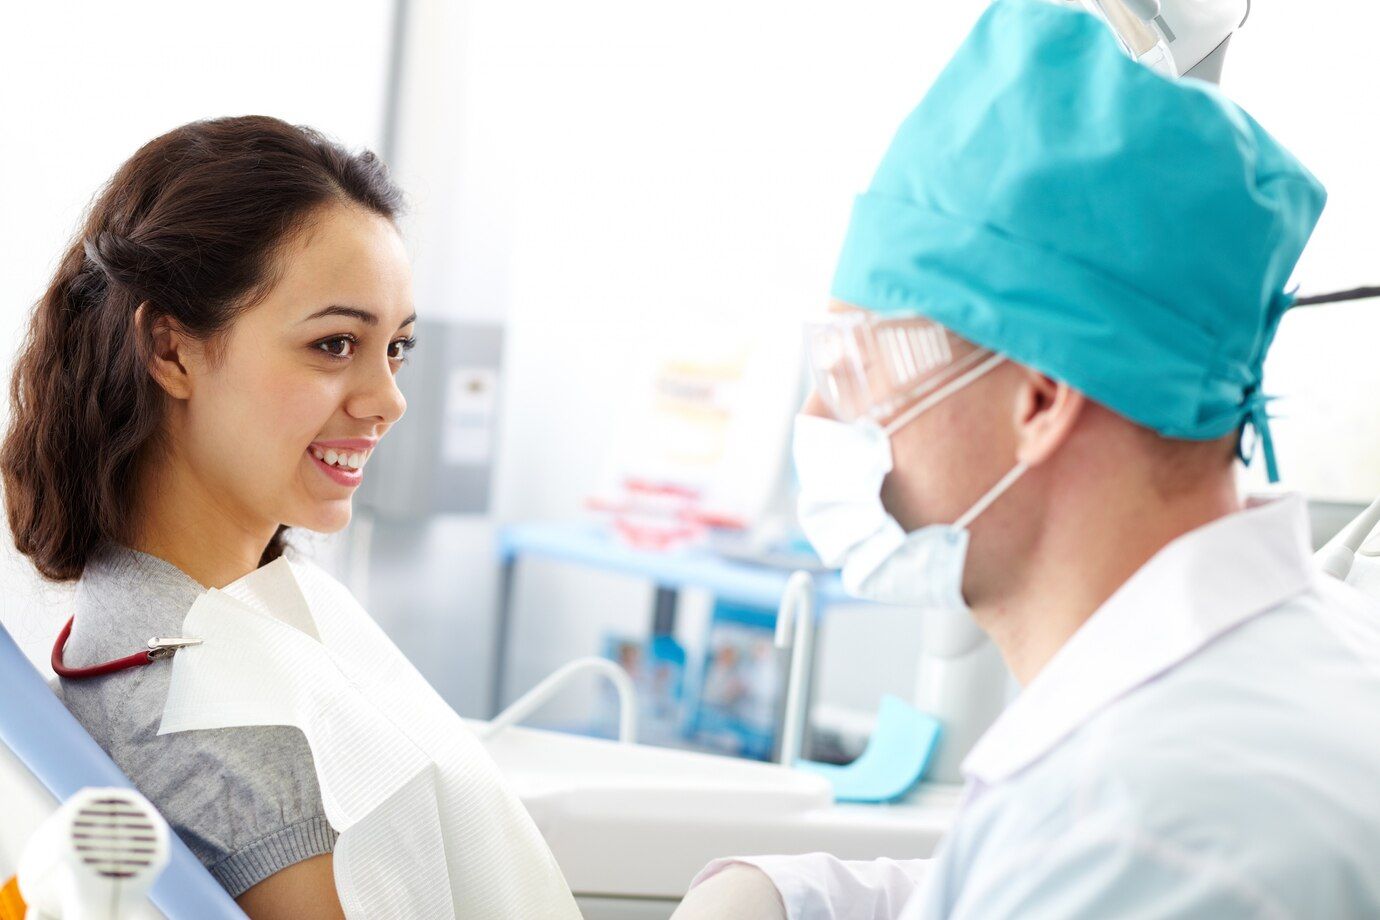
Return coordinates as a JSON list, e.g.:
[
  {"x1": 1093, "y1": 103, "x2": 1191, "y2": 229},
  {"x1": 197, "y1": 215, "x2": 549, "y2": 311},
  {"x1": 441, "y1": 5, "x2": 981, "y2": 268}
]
[{"x1": 801, "y1": 390, "x2": 832, "y2": 420}]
